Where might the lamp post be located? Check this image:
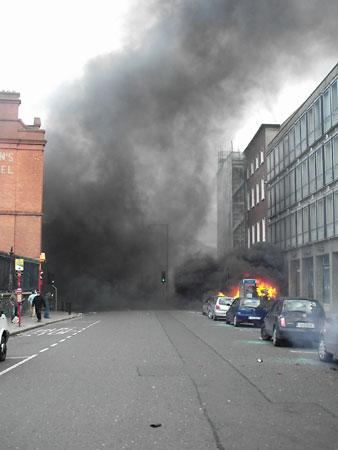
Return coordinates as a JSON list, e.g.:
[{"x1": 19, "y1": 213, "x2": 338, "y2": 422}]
[
  {"x1": 150, "y1": 224, "x2": 169, "y2": 297},
  {"x1": 39, "y1": 252, "x2": 46, "y2": 292}
]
